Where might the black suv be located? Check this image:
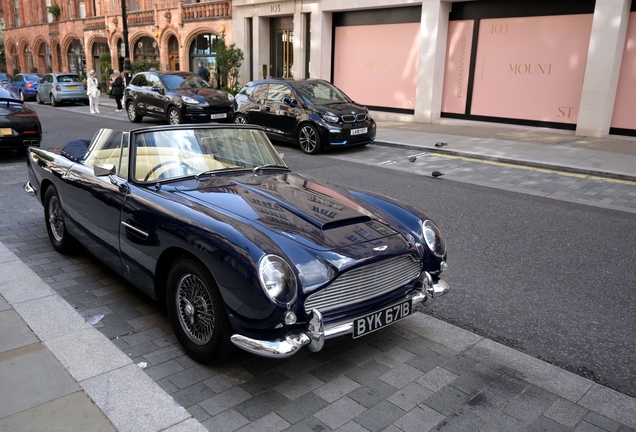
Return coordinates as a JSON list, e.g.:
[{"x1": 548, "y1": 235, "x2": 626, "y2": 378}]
[
  {"x1": 124, "y1": 71, "x2": 234, "y2": 125},
  {"x1": 233, "y1": 78, "x2": 376, "y2": 154}
]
